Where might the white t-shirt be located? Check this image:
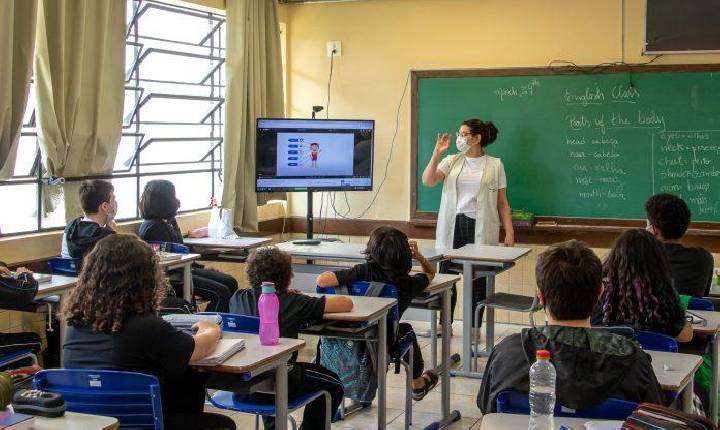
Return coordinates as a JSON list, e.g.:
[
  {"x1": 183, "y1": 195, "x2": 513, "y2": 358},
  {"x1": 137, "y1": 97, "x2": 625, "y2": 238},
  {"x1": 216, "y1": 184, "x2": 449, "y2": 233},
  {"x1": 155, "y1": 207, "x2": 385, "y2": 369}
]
[{"x1": 438, "y1": 155, "x2": 507, "y2": 219}]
